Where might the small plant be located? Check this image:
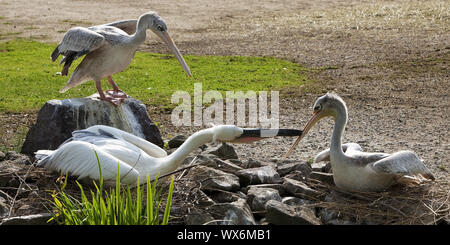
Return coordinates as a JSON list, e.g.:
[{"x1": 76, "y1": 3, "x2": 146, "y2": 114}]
[{"x1": 49, "y1": 151, "x2": 174, "y2": 225}]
